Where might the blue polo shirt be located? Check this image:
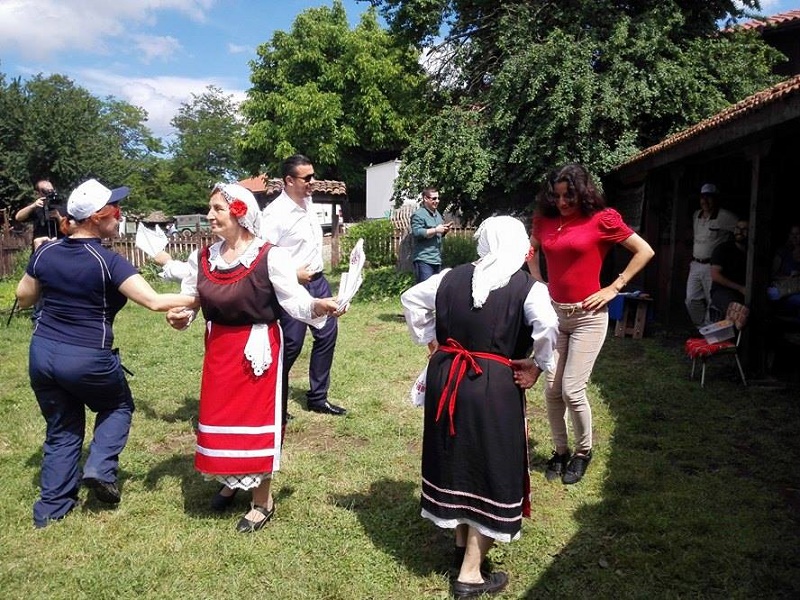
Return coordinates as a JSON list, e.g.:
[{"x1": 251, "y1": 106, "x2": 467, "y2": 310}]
[{"x1": 26, "y1": 237, "x2": 139, "y2": 349}]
